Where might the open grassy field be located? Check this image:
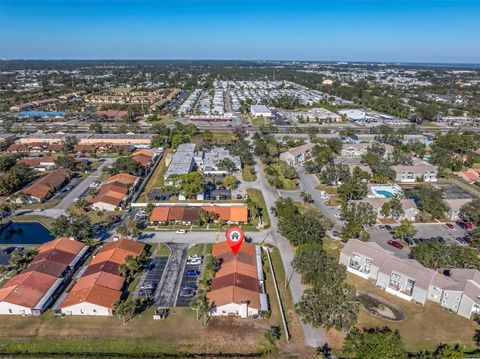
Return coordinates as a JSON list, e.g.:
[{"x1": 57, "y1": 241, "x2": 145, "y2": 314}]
[
  {"x1": 327, "y1": 273, "x2": 480, "y2": 356},
  {"x1": 247, "y1": 188, "x2": 270, "y2": 227},
  {"x1": 0, "y1": 308, "x2": 275, "y2": 357}
]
